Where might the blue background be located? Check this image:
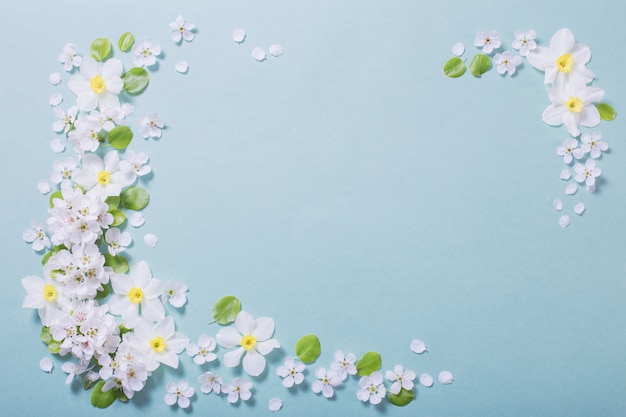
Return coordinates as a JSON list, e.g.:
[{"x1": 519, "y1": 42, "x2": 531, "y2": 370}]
[{"x1": 2, "y1": 0, "x2": 625, "y2": 416}]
